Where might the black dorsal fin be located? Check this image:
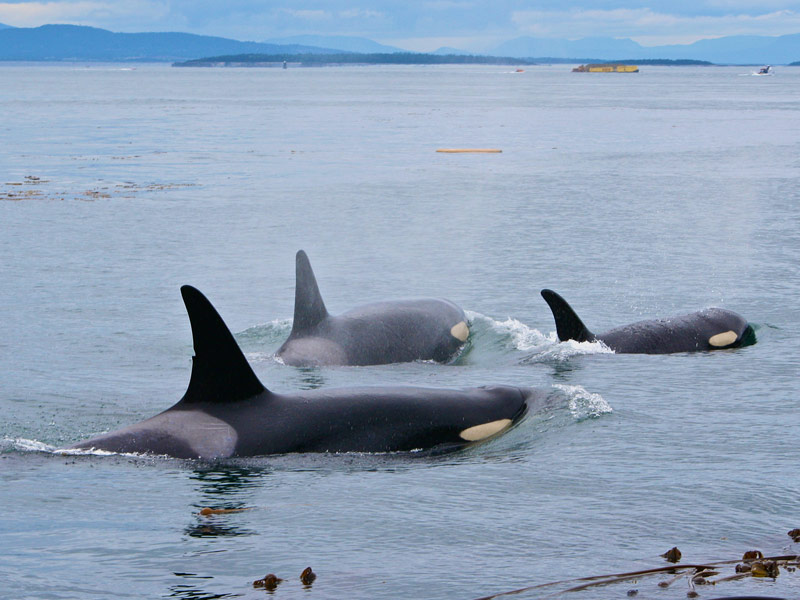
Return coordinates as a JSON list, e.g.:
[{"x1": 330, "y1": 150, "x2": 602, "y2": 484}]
[
  {"x1": 540, "y1": 289, "x2": 595, "y2": 343},
  {"x1": 291, "y1": 250, "x2": 329, "y2": 333},
  {"x1": 179, "y1": 285, "x2": 266, "y2": 405}
]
